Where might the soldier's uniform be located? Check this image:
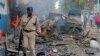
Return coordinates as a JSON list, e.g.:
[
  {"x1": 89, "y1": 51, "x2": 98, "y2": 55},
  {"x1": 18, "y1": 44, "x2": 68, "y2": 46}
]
[{"x1": 20, "y1": 14, "x2": 41, "y2": 56}]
